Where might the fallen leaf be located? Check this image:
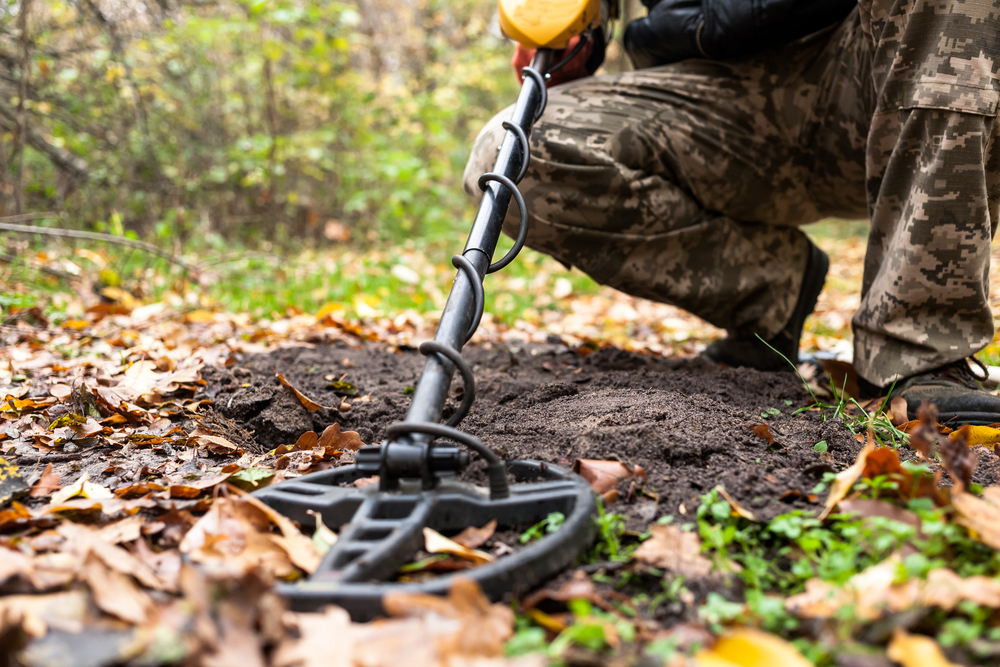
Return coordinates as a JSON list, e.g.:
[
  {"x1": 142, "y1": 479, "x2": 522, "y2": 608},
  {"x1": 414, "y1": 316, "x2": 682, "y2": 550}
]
[
  {"x1": 29, "y1": 463, "x2": 61, "y2": 498},
  {"x1": 952, "y1": 485, "x2": 1000, "y2": 550},
  {"x1": 819, "y1": 435, "x2": 874, "y2": 520},
  {"x1": 190, "y1": 433, "x2": 239, "y2": 453},
  {"x1": 695, "y1": 626, "x2": 812, "y2": 667},
  {"x1": 49, "y1": 384, "x2": 72, "y2": 399},
  {"x1": 97, "y1": 515, "x2": 145, "y2": 544},
  {"x1": 750, "y1": 424, "x2": 774, "y2": 445},
  {"x1": 423, "y1": 527, "x2": 494, "y2": 565},
  {"x1": 293, "y1": 431, "x2": 318, "y2": 450},
  {"x1": 634, "y1": 524, "x2": 713, "y2": 578},
  {"x1": 572, "y1": 459, "x2": 646, "y2": 495},
  {"x1": 82, "y1": 553, "x2": 152, "y2": 624},
  {"x1": 277, "y1": 374, "x2": 336, "y2": 411},
  {"x1": 890, "y1": 396, "x2": 909, "y2": 425},
  {"x1": 887, "y1": 629, "x2": 961, "y2": 667},
  {"x1": 381, "y1": 577, "x2": 515, "y2": 659},
  {"x1": 821, "y1": 359, "x2": 860, "y2": 400},
  {"x1": 920, "y1": 567, "x2": 1000, "y2": 610},
  {"x1": 180, "y1": 495, "x2": 300, "y2": 578},
  {"x1": 317, "y1": 423, "x2": 364, "y2": 451},
  {"x1": 715, "y1": 485, "x2": 757, "y2": 522},
  {"x1": 786, "y1": 555, "x2": 1000, "y2": 621},
  {"x1": 0, "y1": 590, "x2": 90, "y2": 639},
  {"x1": 949, "y1": 424, "x2": 1000, "y2": 449},
  {"x1": 452, "y1": 519, "x2": 497, "y2": 549},
  {"x1": 49, "y1": 472, "x2": 113, "y2": 505}
]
